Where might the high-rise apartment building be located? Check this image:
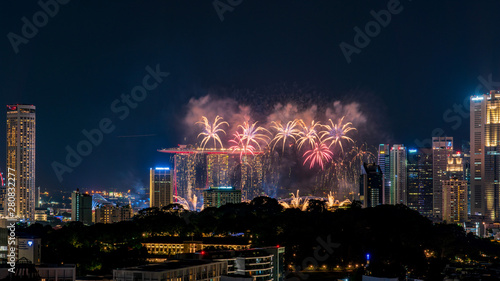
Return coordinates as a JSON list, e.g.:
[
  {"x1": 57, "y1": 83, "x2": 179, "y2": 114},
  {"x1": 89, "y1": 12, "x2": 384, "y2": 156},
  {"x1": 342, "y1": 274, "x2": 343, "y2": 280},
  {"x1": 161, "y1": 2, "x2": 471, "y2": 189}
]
[
  {"x1": 71, "y1": 189, "x2": 93, "y2": 225},
  {"x1": 150, "y1": 167, "x2": 173, "y2": 208},
  {"x1": 432, "y1": 137, "x2": 453, "y2": 218},
  {"x1": 406, "y1": 147, "x2": 433, "y2": 217},
  {"x1": 359, "y1": 163, "x2": 384, "y2": 208},
  {"x1": 6, "y1": 104, "x2": 36, "y2": 221},
  {"x1": 390, "y1": 145, "x2": 407, "y2": 205},
  {"x1": 470, "y1": 91, "x2": 500, "y2": 221},
  {"x1": 442, "y1": 178, "x2": 468, "y2": 223},
  {"x1": 377, "y1": 144, "x2": 390, "y2": 204}
]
